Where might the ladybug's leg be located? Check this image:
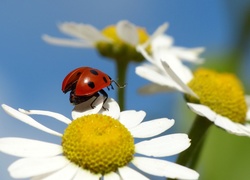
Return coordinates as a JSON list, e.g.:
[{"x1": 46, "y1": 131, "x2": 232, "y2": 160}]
[
  {"x1": 106, "y1": 84, "x2": 114, "y2": 91},
  {"x1": 99, "y1": 89, "x2": 109, "y2": 110},
  {"x1": 110, "y1": 83, "x2": 114, "y2": 90},
  {"x1": 90, "y1": 93, "x2": 100, "y2": 109}
]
